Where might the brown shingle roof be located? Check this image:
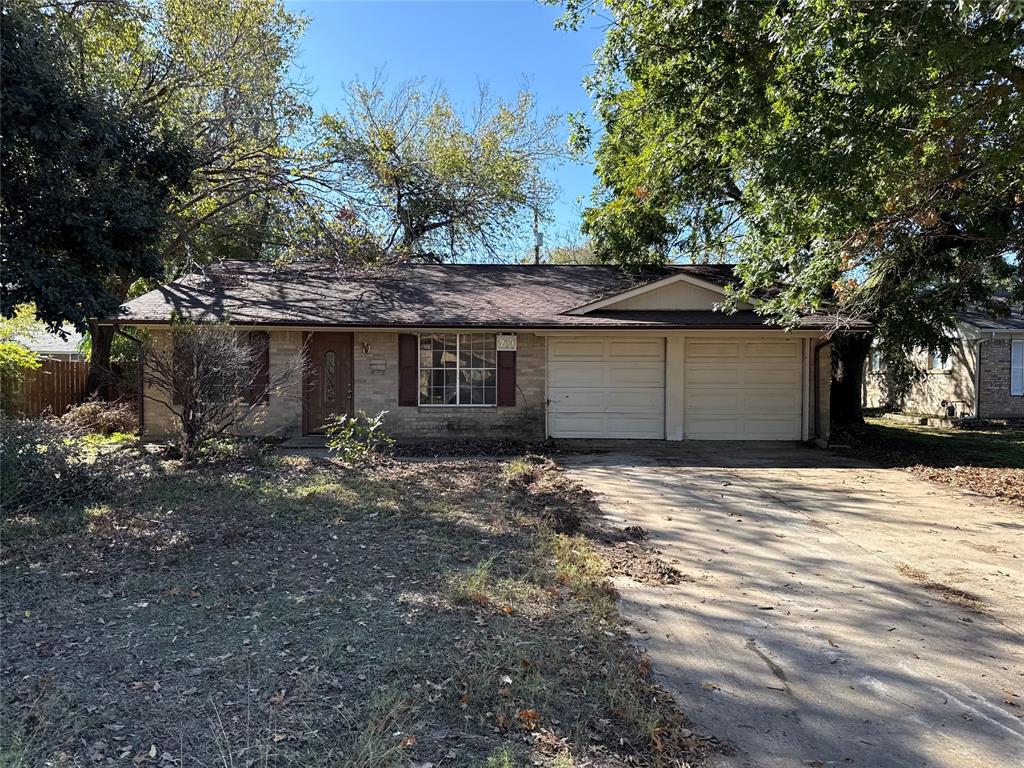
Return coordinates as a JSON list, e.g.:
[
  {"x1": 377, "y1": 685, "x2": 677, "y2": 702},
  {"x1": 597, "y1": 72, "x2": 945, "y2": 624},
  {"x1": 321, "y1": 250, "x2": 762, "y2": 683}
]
[{"x1": 108, "y1": 261, "x2": 856, "y2": 330}]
